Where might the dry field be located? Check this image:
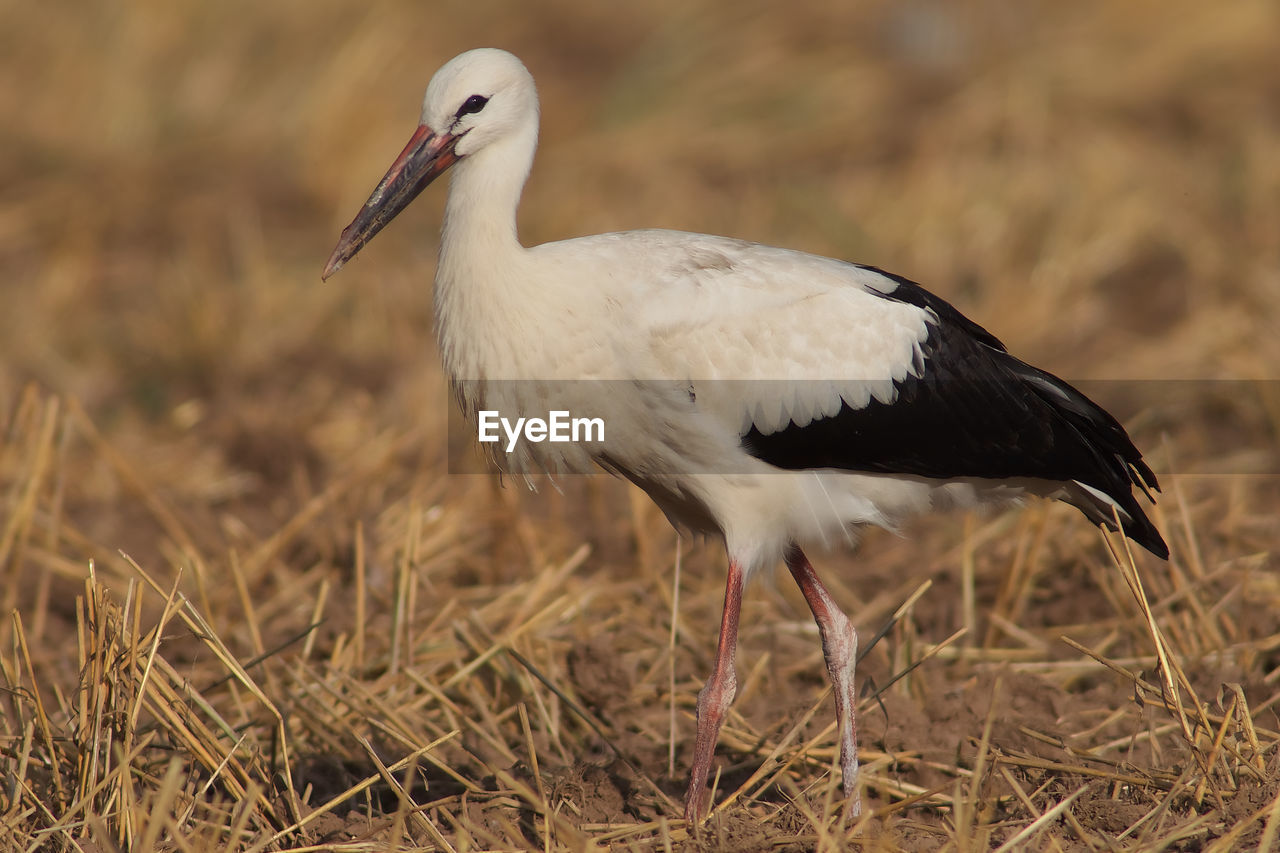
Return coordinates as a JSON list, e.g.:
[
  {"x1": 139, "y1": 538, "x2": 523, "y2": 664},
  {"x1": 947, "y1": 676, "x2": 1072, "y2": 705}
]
[{"x1": 3, "y1": 0, "x2": 1279, "y2": 849}]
